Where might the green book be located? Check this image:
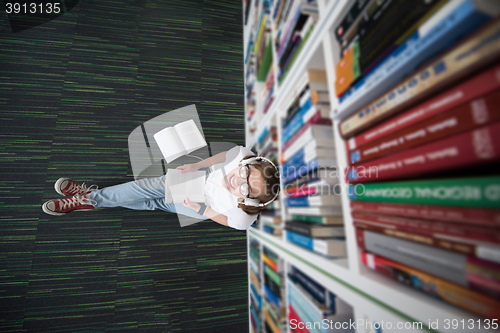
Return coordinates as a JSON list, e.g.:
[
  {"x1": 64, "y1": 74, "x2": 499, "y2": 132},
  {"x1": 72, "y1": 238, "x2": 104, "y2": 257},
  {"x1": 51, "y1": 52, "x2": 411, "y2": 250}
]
[
  {"x1": 348, "y1": 176, "x2": 500, "y2": 208},
  {"x1": 264, "y1": 264, "x2": 281, "y2": 288},
  {"x1": 290, "y1": 215, "x2": 344, "y2": 225},
  {"x1": 257, "y1": 38, "x2": 273, "y2": 82}
]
